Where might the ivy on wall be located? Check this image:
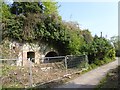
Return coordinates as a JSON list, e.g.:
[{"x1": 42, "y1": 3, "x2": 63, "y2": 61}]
[{"x1": 1, "y1": 2, "x2": 115, "y2": 62}]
